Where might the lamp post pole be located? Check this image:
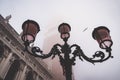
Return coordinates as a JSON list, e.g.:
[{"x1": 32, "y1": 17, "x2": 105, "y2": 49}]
[
  {"x1": 21, "y1": 20, "x2": 113, "y2": 80},
  {"x1": 61, "y1": 42, "x2": 72, "y2": 80}
]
